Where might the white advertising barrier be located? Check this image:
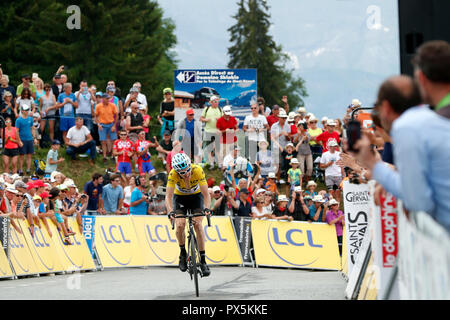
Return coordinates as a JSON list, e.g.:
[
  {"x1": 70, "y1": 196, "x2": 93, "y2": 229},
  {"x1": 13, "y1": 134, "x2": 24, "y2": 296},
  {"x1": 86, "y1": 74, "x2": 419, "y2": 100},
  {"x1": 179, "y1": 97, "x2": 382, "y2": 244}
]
[
  {"x1": 342, "y1": 180, "x2": 371, "y2": 276},
  {"x1": 368, "y1": 181, "x2": 399, "y2": 300},
  {"x1": 396, "y1": 203, "x2": 450, "y2": 300},
  {"x1": 345, "y1": 231, "x2": 372, "y2": 299}
]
